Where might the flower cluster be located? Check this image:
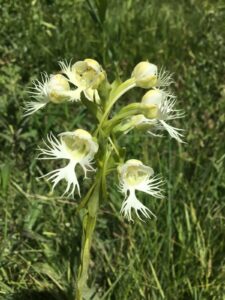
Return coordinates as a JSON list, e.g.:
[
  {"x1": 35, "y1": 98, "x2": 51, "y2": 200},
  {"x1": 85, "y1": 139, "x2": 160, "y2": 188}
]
[
  {"x1": 24, "y1": 59, "x2": 105, "y2": 116},
  {"x1": 131, "y1": 62, "x2": 184, "y2": 142},
  {"x1": 26, "y1": 59, "x2": 183, "y2": 221}
]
